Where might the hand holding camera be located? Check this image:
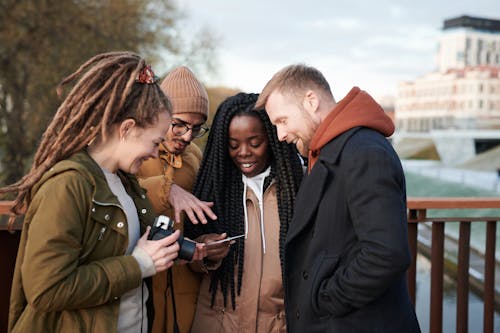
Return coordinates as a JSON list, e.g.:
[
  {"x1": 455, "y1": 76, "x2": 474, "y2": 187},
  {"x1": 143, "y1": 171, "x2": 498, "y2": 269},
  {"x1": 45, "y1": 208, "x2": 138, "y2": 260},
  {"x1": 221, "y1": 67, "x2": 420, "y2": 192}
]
[
  {"x1": 147, "y1": 215, "x2": 197, "y2": 261},
  {"x1": 136, "y1": 224, "x2": 180, "y2": 274}
]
